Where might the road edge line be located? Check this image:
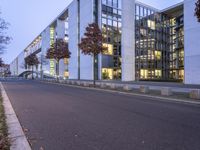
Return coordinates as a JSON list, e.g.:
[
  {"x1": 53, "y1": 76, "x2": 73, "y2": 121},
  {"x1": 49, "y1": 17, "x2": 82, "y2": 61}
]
[{"x1": 0, "y1": 82, "x2": 32, "y2": 150}]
